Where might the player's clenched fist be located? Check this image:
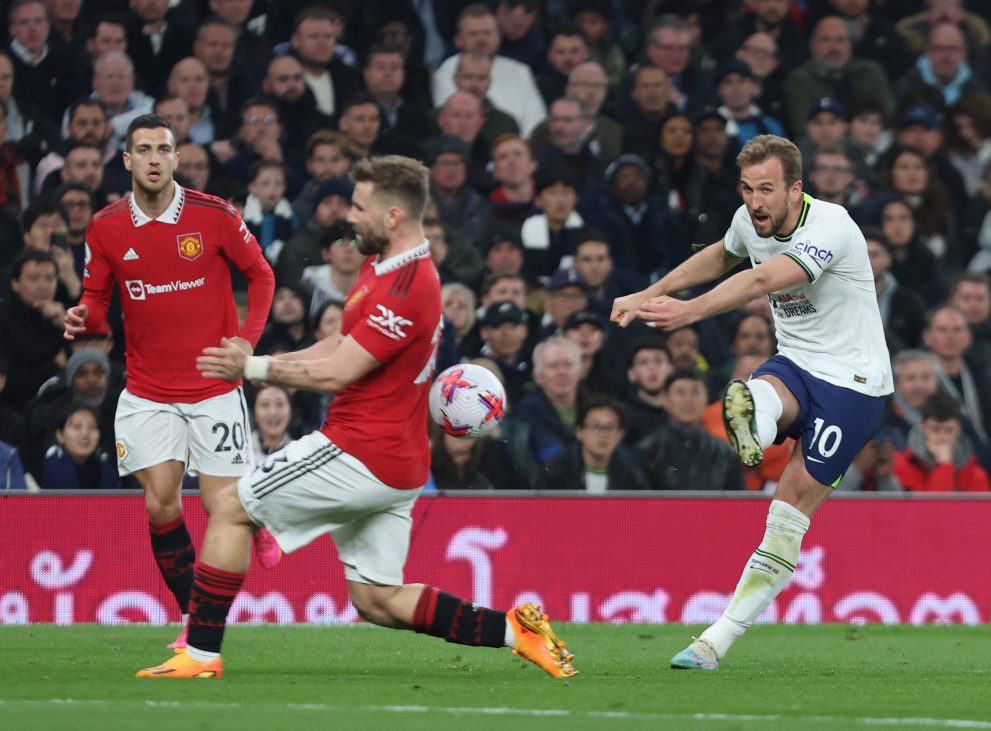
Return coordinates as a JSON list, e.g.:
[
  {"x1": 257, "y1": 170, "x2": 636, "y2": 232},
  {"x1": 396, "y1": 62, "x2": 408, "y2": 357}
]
[
  {"x1": 610, "y1": 291, "x2": 649, "y2": 328},
  {"x1": 64, "y1": 303, "x2": 89, "y2": 340}
]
